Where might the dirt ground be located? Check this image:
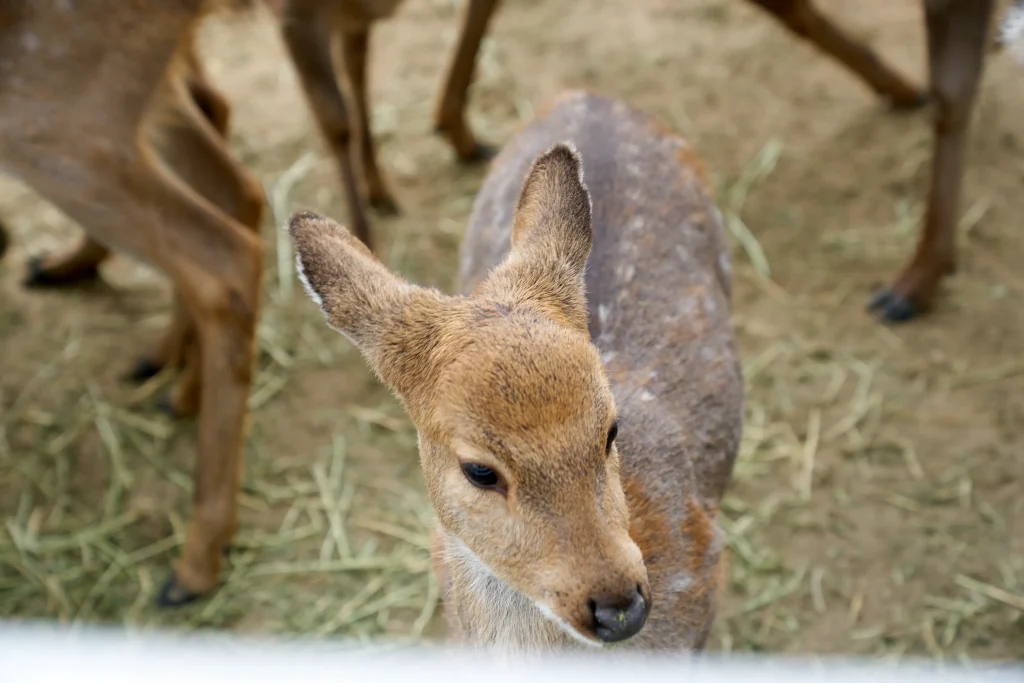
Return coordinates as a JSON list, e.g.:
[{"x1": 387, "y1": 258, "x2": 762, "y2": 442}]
[{"x1": 1, "y1": 0, "x2": 1022, "y2": 661}]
